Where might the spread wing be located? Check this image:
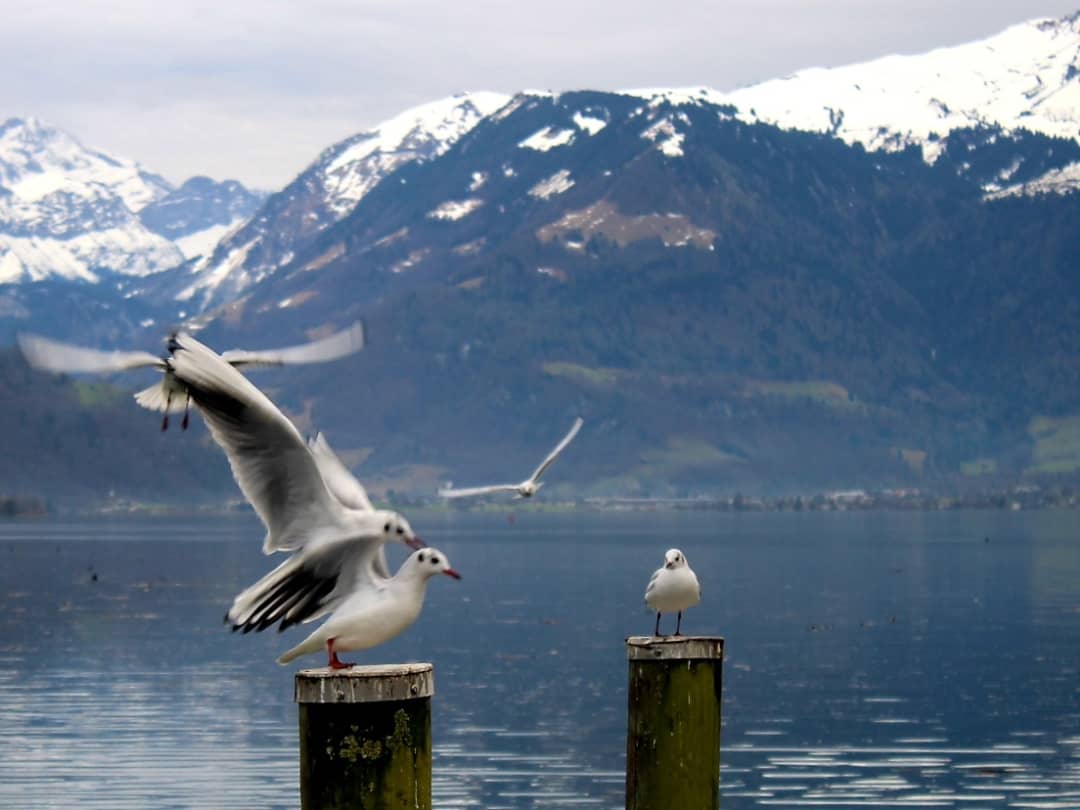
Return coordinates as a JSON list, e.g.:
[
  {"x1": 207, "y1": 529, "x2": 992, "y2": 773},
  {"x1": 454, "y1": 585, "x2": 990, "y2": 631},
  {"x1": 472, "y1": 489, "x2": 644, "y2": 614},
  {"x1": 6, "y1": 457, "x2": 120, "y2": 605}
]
[
  {"x1": 221, "y1": 321, "x2": 365, "y2": 369},
  {"x1": 529, "y1": 417, "x2": 583, "y2": 483},
  {"x1": 166, "y1": 331, "x2": 353, "y2": 554},
  {"x1": 438, "y1": 483, "x2": 521, "y2": 499},
  {"x1": 227, "y1": 535, "x2": 387, "y2": 633},
  {"x1": 18, "y1": 333, "x2": 163, "y2": 375},
  {"x1": 307, "y1": 432, "x2": 374, "y2": 512},
  {"x1": 306, "y1": 432, "x2": 389, "y2": 577}
]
